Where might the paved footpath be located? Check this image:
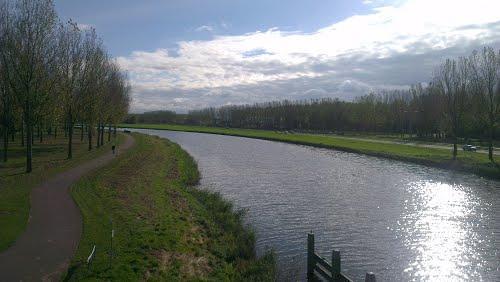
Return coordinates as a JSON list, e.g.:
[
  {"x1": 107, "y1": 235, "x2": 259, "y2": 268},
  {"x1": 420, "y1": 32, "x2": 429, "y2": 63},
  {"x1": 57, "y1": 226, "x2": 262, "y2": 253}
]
[{"x1": 0, "y1": 134, "x2": 135, "y2": 282}]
